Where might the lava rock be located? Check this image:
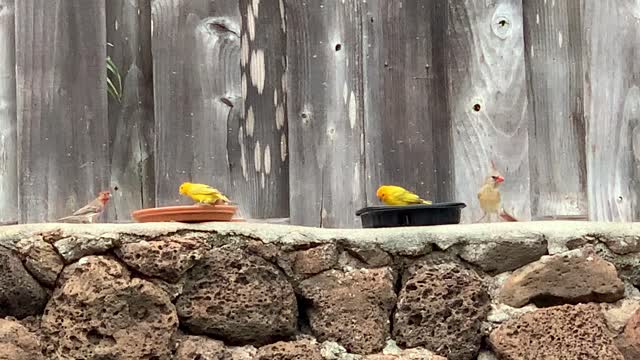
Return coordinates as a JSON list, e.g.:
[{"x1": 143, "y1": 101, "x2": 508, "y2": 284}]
[
  {"x1": 176, "y1": 248, "x2": 297, "y2": 345},
  {"x1": 0, "y1": 248, "x2": 49, "y2": 318},
  {"x1": 17, "y1": 238, "x2": 64, "y2": 287},
  {"x1": 41, "y1": 256, "x2": 178, "y2": 359},
  {"x1": 490, "y1": 304, "x2": 624, "y2": 359},
  {"x1": 174, "y1": 335, "x2": 257, "y2": 360},
  {"x1": 393, "y1": 262, "x2": 489, "y2": 360},
  {"x1": 500, "y1": 246, "x2": 625, "y2": 307},
  {"x1": 0, "y1": 318, "x2": 43, "y2": 360},
  {"x1": 256, "y1": 339, "x2": 324, "y2": 360},
  {"x1": 616, "y1": 308, "x2": 640, "y2": 360},
  {"x1": 115, "y1": 236, "x2": 205, "y2": 282},
  {"x1": 299, "y1": 268, "x2": 397, "y2": 354},
  {"x1": 278, "y1": 244, "x2": 338, "y2": 282},
  {"x1": 456, "y1": 236, "x2": 548, "y2": 274}
]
